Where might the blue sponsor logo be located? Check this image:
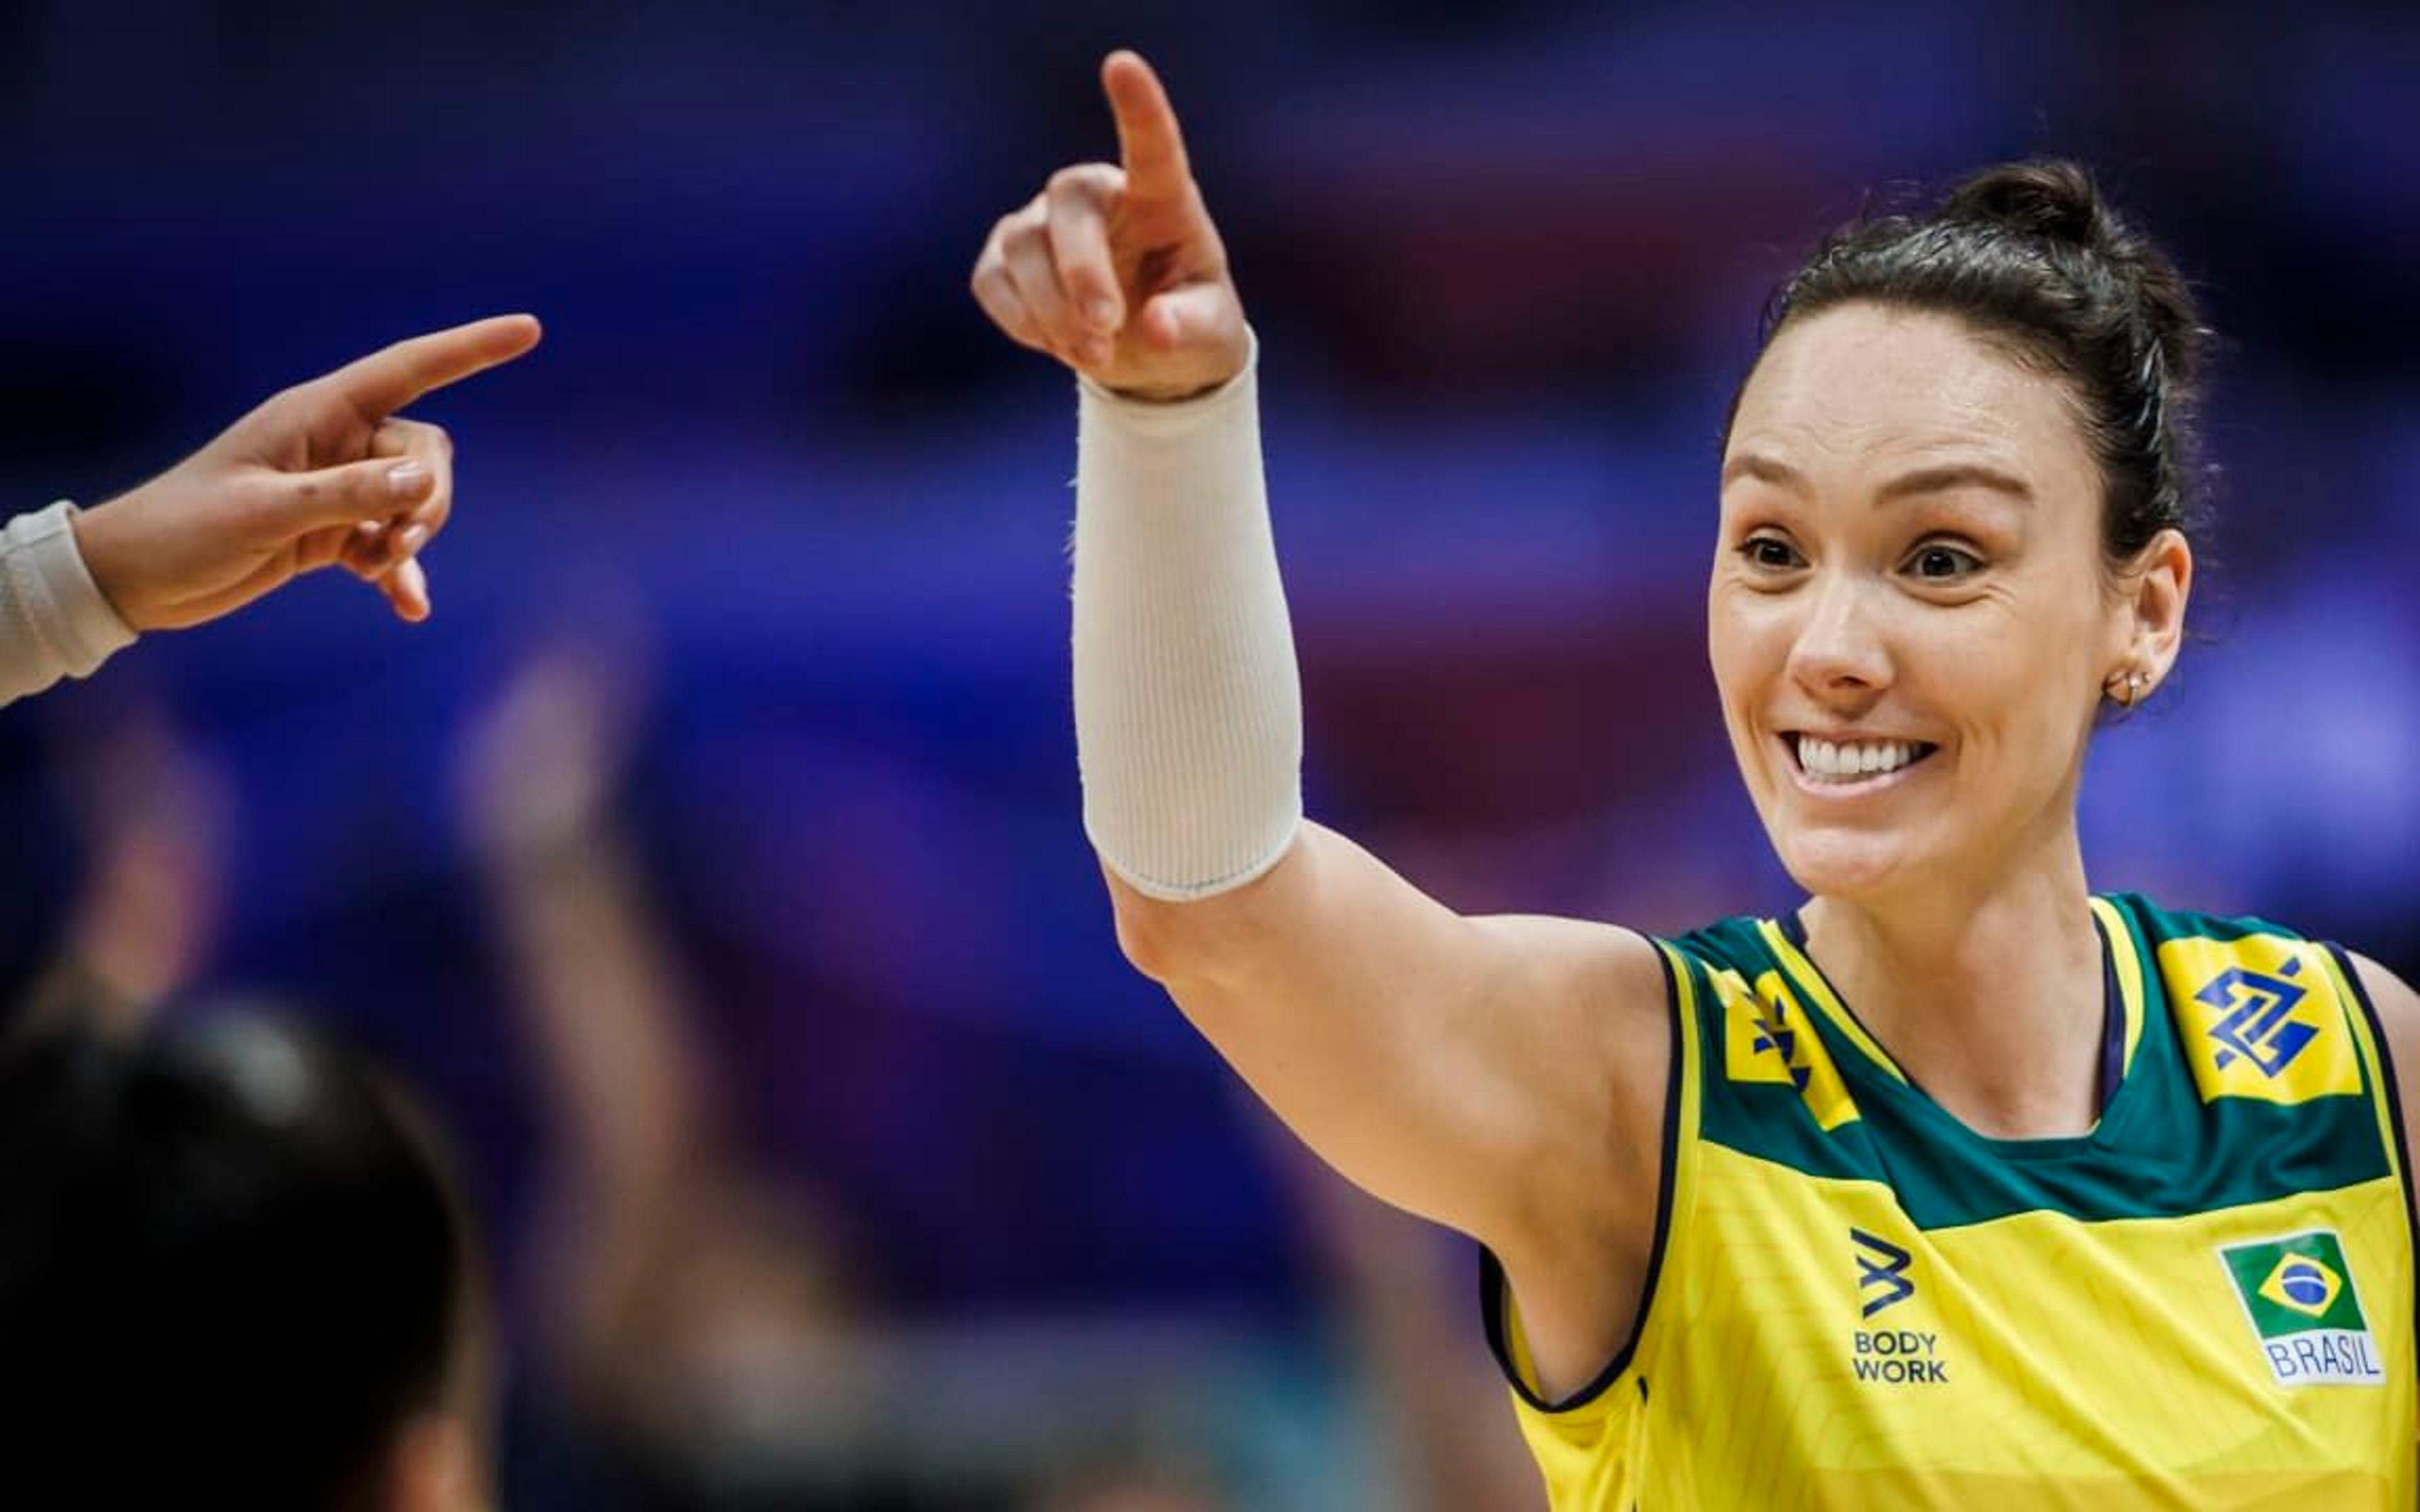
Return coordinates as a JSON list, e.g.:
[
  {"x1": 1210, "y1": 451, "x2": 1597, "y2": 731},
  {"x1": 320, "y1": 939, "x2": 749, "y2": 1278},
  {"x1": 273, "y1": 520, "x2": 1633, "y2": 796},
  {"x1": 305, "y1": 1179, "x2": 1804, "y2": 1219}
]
[
  {"x1": 1853, "y1": 1228, "x2": 1914, "y2": 1318},
  {"x1": 2198, "y1": 958, "x2": 2315, "y2": 1078},
  {"x1": 1749, "y1": 999, "x2": 1813, "y2": 1093}
]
